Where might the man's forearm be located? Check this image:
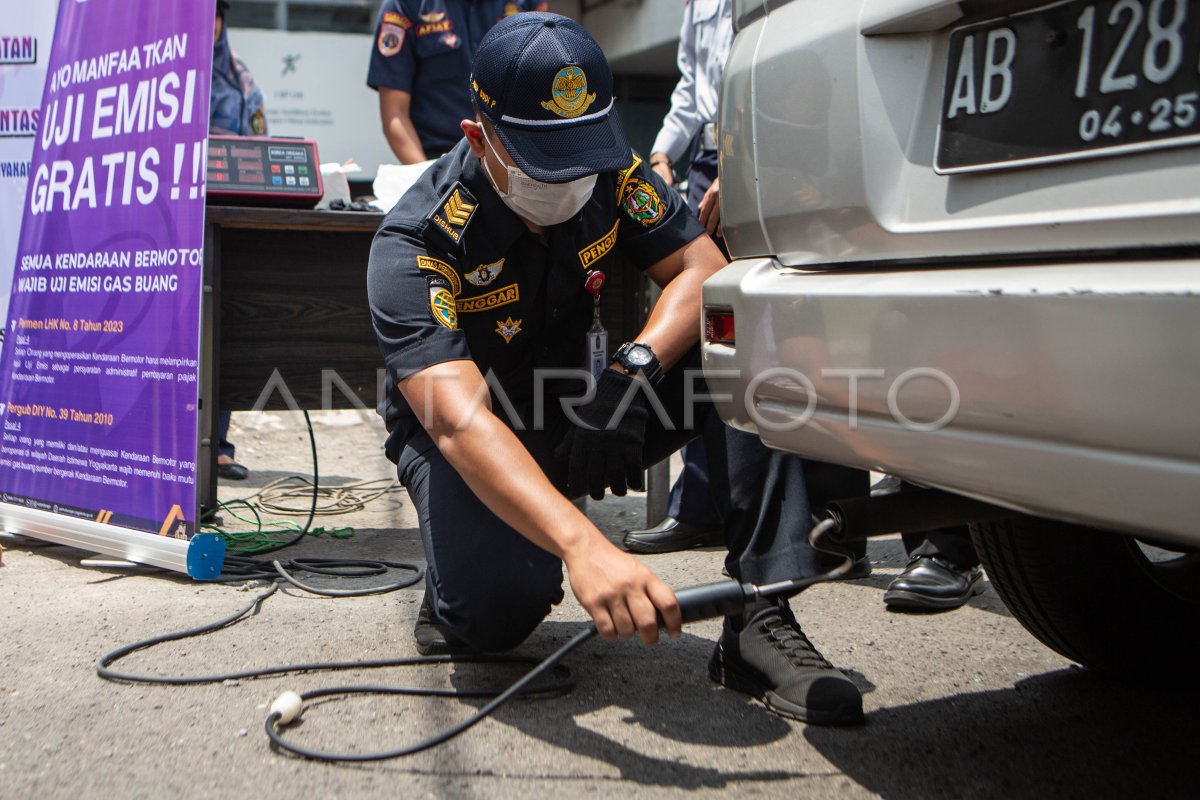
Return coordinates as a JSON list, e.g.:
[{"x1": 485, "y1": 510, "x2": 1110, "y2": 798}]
[
  {"x1": 378, "y1": 89, "x2": 428, "y2": 164},
  {"x1": 636, "y1": 236, "x2": 727, "y2": 372},
  {"x1": 384, "y1": 116, "x2": 427, "y2": 164}
]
